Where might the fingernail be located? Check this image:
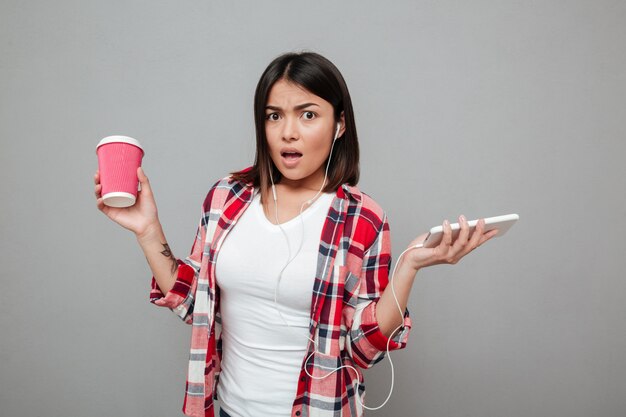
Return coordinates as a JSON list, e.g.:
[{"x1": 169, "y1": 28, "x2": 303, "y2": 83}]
[{"x1": 460, "y1": 215, "x2": 466, "y2": 222}]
